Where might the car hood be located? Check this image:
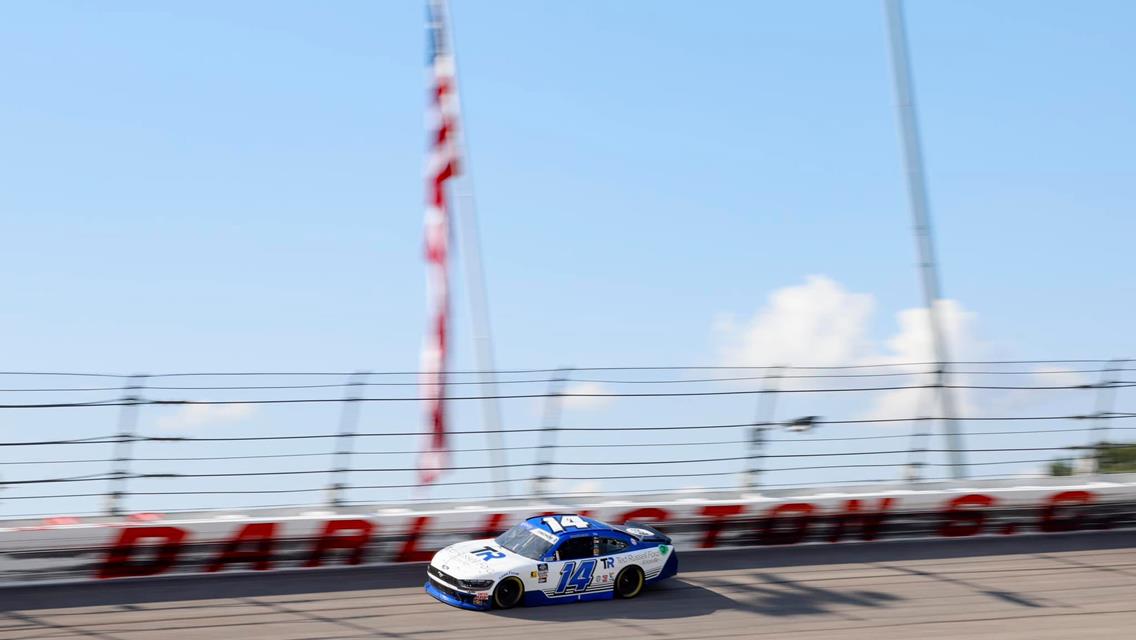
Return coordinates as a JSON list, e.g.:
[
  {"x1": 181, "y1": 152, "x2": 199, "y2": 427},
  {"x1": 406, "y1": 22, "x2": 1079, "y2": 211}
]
[
  {"x1": 429, "y1": 538, "x2": 531, "y2": 581},
  {"x1": 427, "y1": 541, "x2": 533, "y2": 582}
]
